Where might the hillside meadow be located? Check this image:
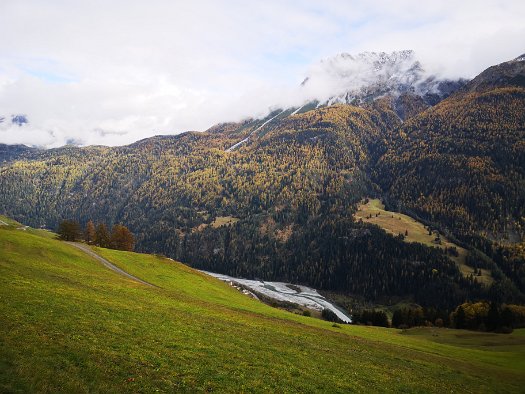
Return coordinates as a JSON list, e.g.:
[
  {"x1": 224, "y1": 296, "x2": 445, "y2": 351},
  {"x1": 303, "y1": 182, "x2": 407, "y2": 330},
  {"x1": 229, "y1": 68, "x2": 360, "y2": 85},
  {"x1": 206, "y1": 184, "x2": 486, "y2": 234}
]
[
  {"x1": 1, "y1": 217, "x2": 524, "y2": 393},
  {"x1": 355, "y1": 199, "x2": 493, "y2": 285}
]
